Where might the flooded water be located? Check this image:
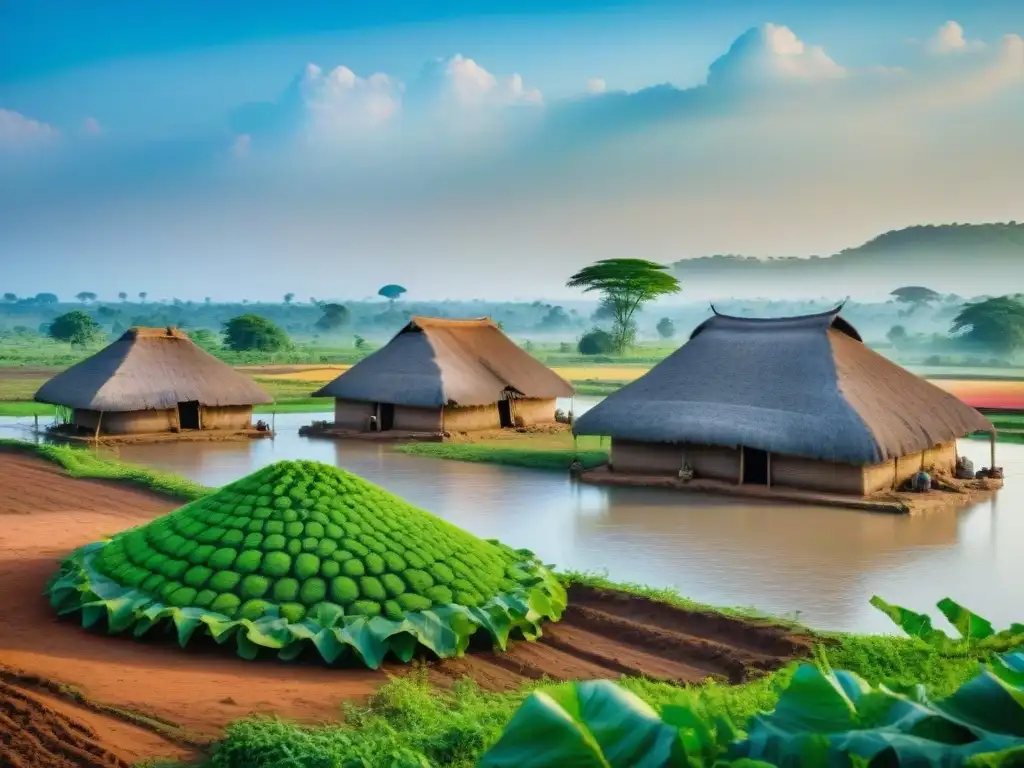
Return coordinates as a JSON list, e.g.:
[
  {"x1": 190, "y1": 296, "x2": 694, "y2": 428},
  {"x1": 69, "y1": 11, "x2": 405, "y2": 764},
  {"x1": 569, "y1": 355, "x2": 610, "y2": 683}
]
[{"x1": 2, "y1": 399, "x2": 1020, "y2": 636}]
